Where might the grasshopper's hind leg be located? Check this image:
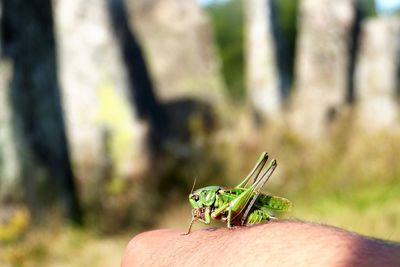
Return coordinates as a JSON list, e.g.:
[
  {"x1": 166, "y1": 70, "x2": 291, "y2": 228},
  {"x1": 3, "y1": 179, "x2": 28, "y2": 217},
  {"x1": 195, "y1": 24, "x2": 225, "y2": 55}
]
[
  {"x1": 240, "y1": 159, "x2": 277, "y2": 225},
  {"x1": 236, "y1": 152, "x2": 268, "y2": 188}
]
